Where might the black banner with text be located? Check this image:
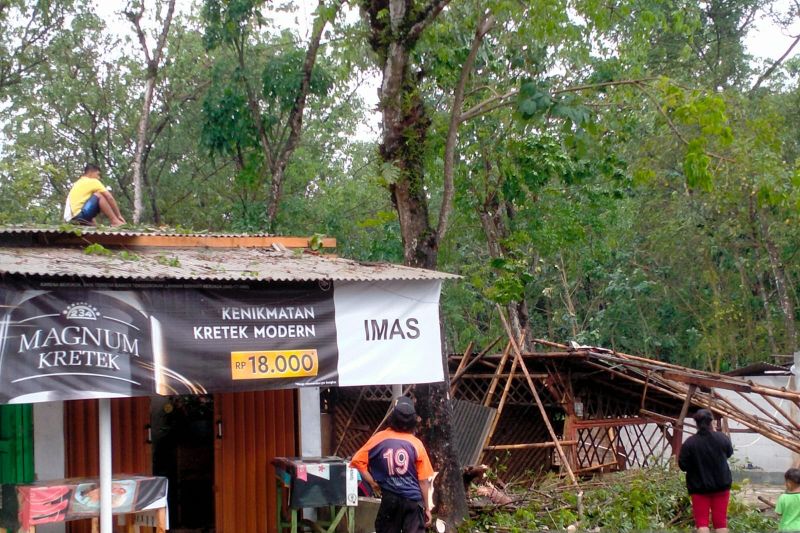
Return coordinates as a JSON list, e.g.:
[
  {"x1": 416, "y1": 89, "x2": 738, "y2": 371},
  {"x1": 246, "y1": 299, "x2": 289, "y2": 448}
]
[{"x1": 0, "y1": 278, "x2": 445, "y2": 404}]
